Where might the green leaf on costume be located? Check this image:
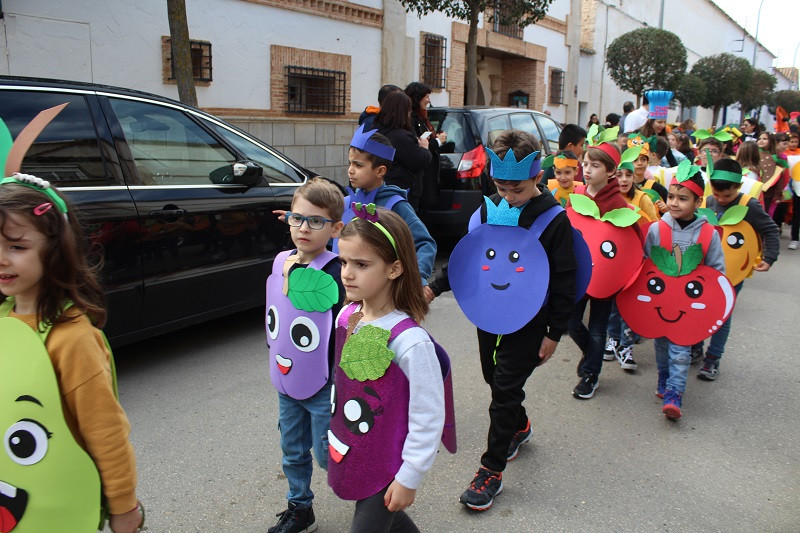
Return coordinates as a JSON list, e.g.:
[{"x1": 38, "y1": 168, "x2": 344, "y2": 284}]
[
  {"x1": 0, "y1": 118, "x2": 12, "y2": 177},
  {"x1": 642, "y1": 188, "x2": 661, "y2": 202},
  {"x1": 713, "y1": 130, "x2": 733, "y2": 142},
  {"x1": 598, "y1": 126, "x2": 620, "y2": 143},
  {"x1": 287, "y1": 268, "x2": 339, "y2": 312},
  {"x1": 679, "y1": 243, "x2": 704, "y2": 275},
  {"x1": 587, "y1": 124, "x2": 599, "y2": 144},
  {"x1": 696, "y1": 207, "x2": 720, "y2": 225},
  {"x1": 772, "y1": 155, "x2": 789, "y2": 169},
  {"x1": 339, "y1": 325, "x2": 395, "y2": 381},
  {"x1": 569, "y1": 194, "x2": 600, "y2": 219},
  {"x1": 600, "y1": 207, "x2": 641, "y2": 227},
  {"x1": 559, "y1": 197, "x2": 567, "y2": 208},
  {"x1": 650, "y1": 246, "x2": 679, "y2": 276},
  {"x1": 718, "y1": 204, "x2": 748, "y2": 226},
  {"x1": 620, "y1": 145, "x2": 642, "y2": 164},
  {"x1": 692, "y1": 129, "x2": 712, "y2": 140},
  {"x1": 541, "y1": 154, "x2": 555, "y2": 169}
]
